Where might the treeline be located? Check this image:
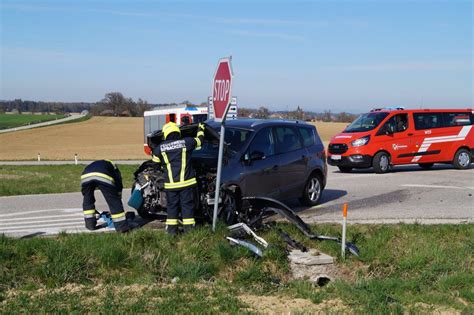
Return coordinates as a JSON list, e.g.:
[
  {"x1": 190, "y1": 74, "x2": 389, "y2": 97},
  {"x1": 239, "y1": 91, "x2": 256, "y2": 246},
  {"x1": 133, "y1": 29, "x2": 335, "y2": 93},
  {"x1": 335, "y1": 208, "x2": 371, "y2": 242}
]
[
  {"x1": 0, "y1": 92, "x2": 152, "y2": 117},
  {"x1": 238, "y1": 106, "x2": 357, "y2": 123},
  {"x1": 1, "y1": 92, "x2": 357, "y2": 122}
]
